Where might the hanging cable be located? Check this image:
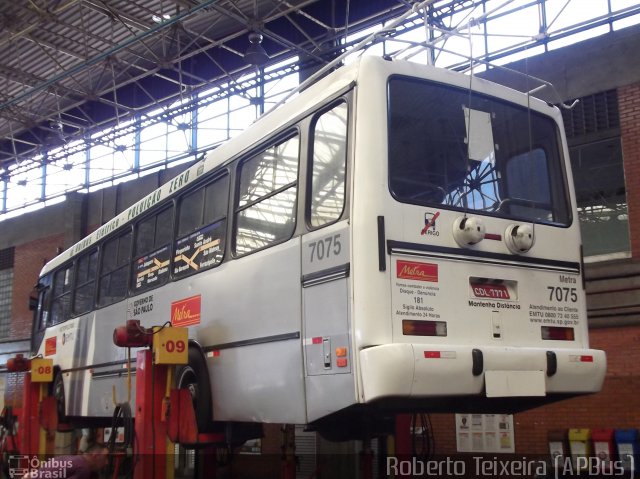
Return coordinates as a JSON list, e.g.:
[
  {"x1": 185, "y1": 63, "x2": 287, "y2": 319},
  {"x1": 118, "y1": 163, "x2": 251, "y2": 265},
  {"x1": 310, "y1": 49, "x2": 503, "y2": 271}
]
[
  {"x1": 344, "y1": 0, "x2": 351, "y2": 44},
  {"x1": 461, "y1": 20, "x2": 475, "y2": 217},
  {"x1": 524, "y1": 48, "x2": 537, "y2": 241},
  {"x1": 410, "y1": 413, "x2": 436, "y2": 461},
  {"x1": 106, "y1": 402, "x2": 134, "y2": 479}
]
